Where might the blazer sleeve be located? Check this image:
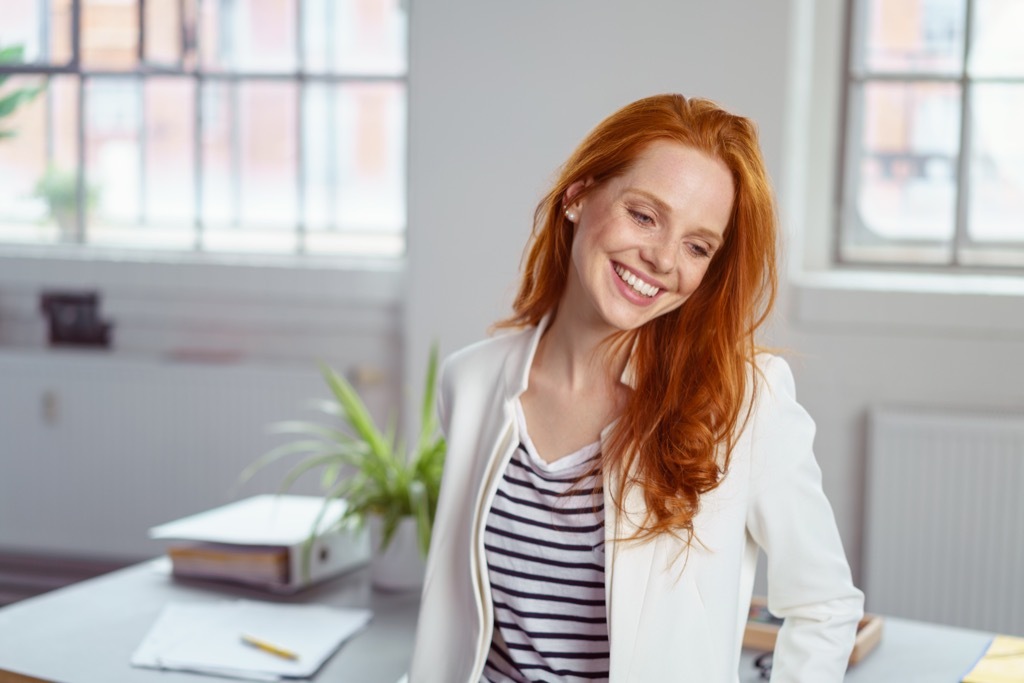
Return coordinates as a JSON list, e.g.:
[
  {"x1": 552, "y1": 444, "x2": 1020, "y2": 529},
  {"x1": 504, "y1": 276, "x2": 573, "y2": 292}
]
[{"x1": 744, "y1": 355, "x2": 864, "y2": 683}]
